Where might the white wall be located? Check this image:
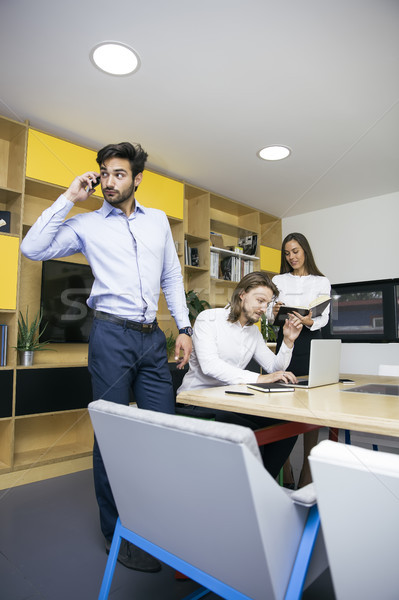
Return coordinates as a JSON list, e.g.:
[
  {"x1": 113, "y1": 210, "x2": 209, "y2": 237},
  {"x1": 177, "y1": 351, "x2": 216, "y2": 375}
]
[
  {"x1": 282, "y1": 191, "x2": 399, "y2": 284},
  {"x1": 281, "y1": 191, "x2": 399, "y2": 374}
]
